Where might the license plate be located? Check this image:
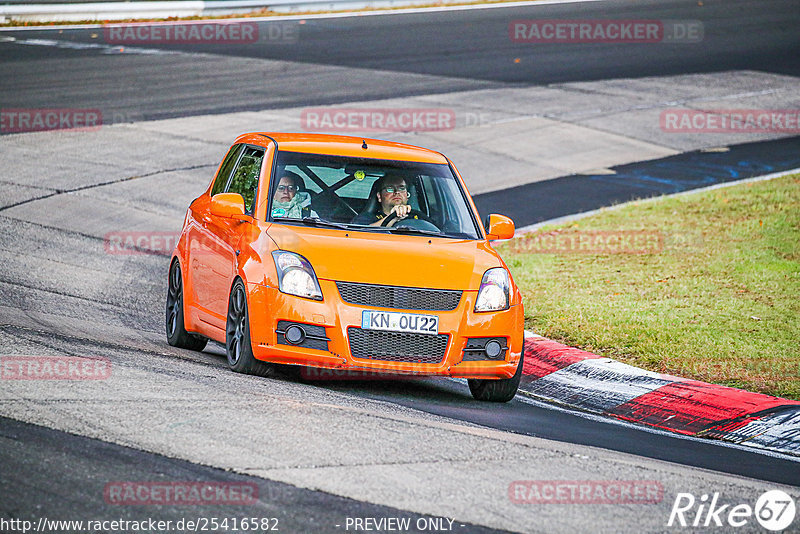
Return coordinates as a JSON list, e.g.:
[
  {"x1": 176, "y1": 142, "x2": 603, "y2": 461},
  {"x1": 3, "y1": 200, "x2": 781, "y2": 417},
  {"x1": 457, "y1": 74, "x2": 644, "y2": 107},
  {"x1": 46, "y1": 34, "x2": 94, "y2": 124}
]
[{"x1": 361, "y1": 310, "x2": 439, "y2": 335}]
